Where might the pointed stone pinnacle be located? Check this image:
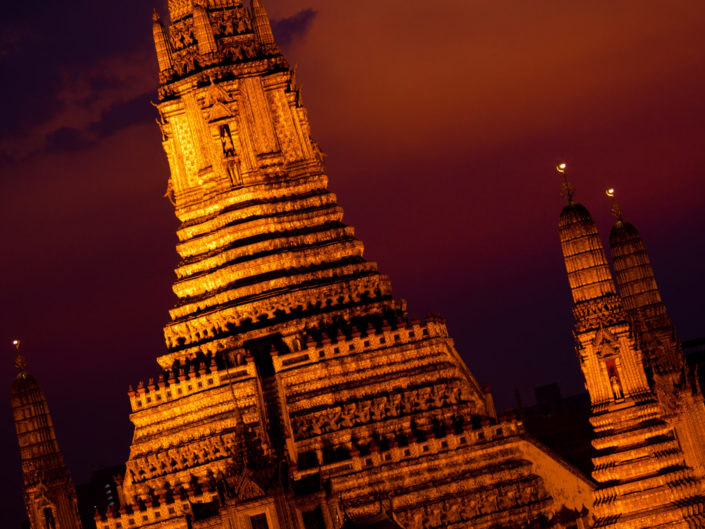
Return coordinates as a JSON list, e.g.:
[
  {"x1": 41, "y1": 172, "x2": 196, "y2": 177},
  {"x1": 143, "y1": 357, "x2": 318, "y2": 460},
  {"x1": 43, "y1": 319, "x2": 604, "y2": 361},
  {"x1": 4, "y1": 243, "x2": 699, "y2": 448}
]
[
  {"x1": 13, "y1": 339, "x2": 26, "y2": 372},
  {"x1": 606, "y1": 188, "x2": 623, "y2": 220},
  {"x1": 557, "y1": 163, "x2": 575, "y2": 202}
]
